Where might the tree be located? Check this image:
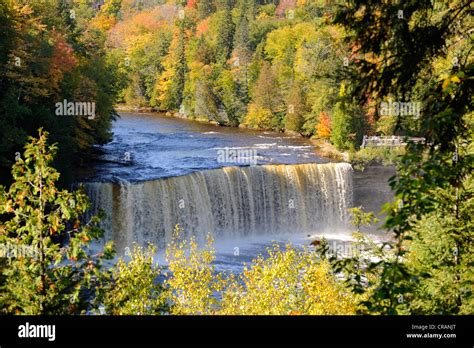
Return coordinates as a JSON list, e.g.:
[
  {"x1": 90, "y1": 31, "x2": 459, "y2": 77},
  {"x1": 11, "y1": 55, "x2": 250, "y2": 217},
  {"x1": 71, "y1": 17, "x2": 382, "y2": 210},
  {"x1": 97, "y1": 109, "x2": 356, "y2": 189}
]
[
  {"x1": 154, "y1": 22, "x2": 188, "y2": 110},
  {"x1": 215, "y1": 0, "x2": 235, "y2": 63},
  {"x1": 406, "y1": 183, "x2": 474, "y2": 314},
  {"x1": 234, "y1": 0, "x2": 252, "y2": 52},
  {"x1": 284, "y1": 82, "x2": 306, "y2": 133},
  {"x1": 0, "y1": 130, "x2": 114, "y2": 314},
  {"x1": 316, "y1": 111, "x2": 331, "y2": 140},
  {"x1": 197, "y1": 0, "x2": 215, "y2": 19},
  {"x1": 164, "y1": 231, "x2": 358, "y2": 315},
  {"x1": 186, "y1": 0, "x2": 198, "y2": 9},
  {"x1": 250, "y1": 61, "x2": 282, "y2": 126},
  {"x1": 330, "y1": 102, "x2": 351, "y2": 150},
  {"x1": 242, "y1": 103, "x2": 273, "y2": 129},
  {"x1": 219, "y1": 244, "x2": 357, "y2": 315},
  {"x1": 333, "y1": 0, "x2": 473, "y2": 314},
  {"x1": 216, "y1": 69, "x2": 246, "y2": 126},
  {"x1": 165, "y1": 227, "x2": 223, "y2": 315},
  {"x1": 0, "y1": 1, "x2": 121, "y2": 185}
]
